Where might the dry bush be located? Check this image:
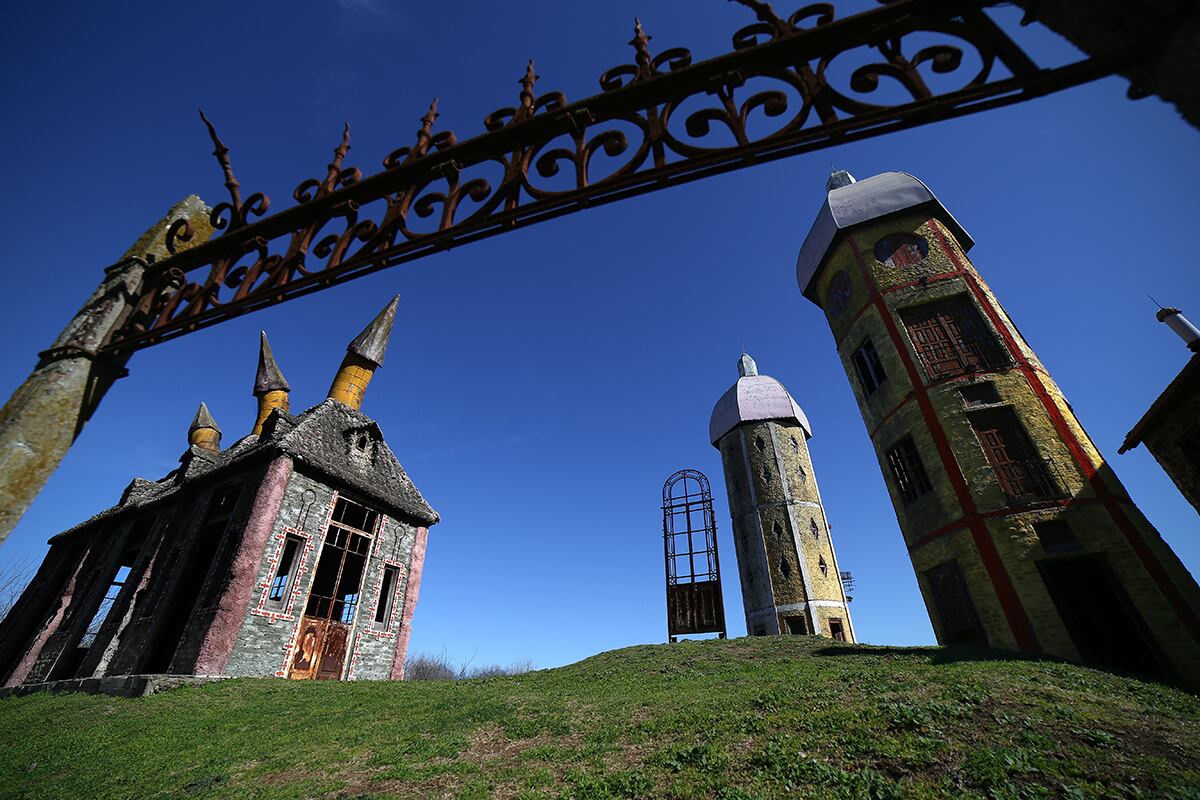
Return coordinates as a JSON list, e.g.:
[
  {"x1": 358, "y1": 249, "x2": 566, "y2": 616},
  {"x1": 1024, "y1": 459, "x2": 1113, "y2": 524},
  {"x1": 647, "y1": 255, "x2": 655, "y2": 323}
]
[{"x1": 405, "y1": 652, "x2": 534, "y2": 681}]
